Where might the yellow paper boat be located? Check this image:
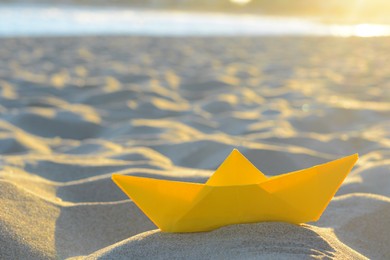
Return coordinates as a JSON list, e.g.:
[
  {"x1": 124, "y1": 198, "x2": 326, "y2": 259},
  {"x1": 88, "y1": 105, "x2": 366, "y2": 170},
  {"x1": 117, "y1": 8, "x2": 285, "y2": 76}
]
[{"x1": 112, "y1": 149, "x2": 358, "y2": 233}]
